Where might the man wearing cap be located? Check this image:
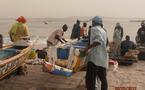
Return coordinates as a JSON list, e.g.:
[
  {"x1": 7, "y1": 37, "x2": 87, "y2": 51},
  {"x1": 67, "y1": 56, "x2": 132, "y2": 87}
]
[
  {"x1": 85, "y1": 16, "x2": 108, "y2": 90},
  {"x1": 9, "y1": 16, "x2": 30, "y2": 42}
]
